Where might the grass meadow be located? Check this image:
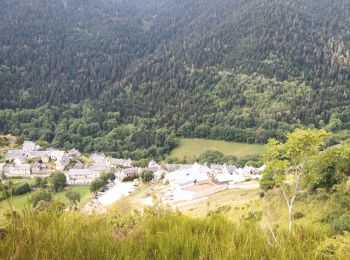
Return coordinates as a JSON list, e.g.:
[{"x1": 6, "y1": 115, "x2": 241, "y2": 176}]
[{"x1": 170, "y1": 138, "x2": 264, "y2": 161}]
